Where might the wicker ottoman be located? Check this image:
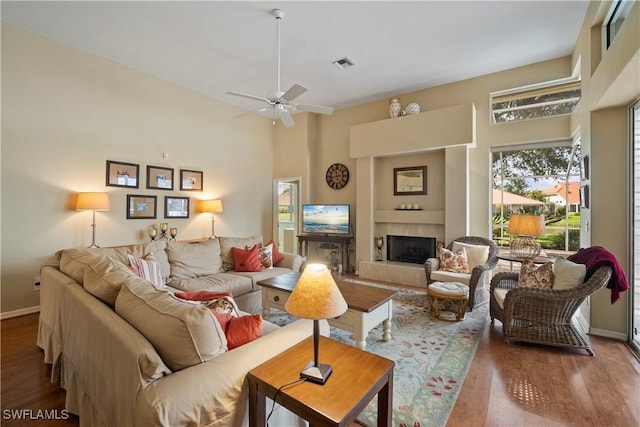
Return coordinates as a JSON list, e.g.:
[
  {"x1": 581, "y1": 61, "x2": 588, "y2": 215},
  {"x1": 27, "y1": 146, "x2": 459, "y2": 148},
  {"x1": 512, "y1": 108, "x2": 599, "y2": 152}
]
[{"x1": 427, "y1": 281, "x2": 469, "y2": 321}]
